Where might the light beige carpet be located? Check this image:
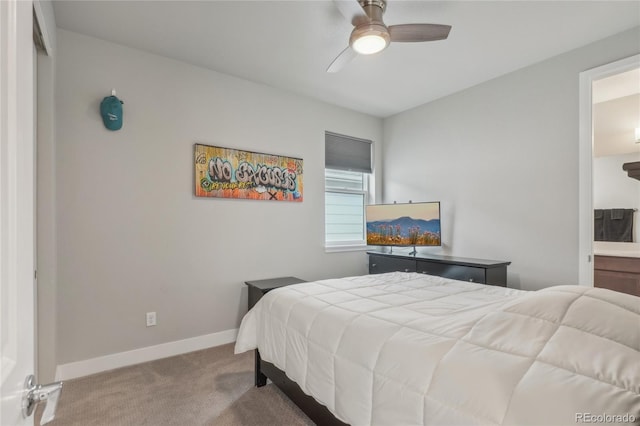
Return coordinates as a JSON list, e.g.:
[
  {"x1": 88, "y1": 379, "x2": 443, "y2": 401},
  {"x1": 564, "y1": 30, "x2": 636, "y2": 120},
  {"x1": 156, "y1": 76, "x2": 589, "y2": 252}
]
[{"x1": 36, "y1": 343, "x2": 314, "y2": 426}]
